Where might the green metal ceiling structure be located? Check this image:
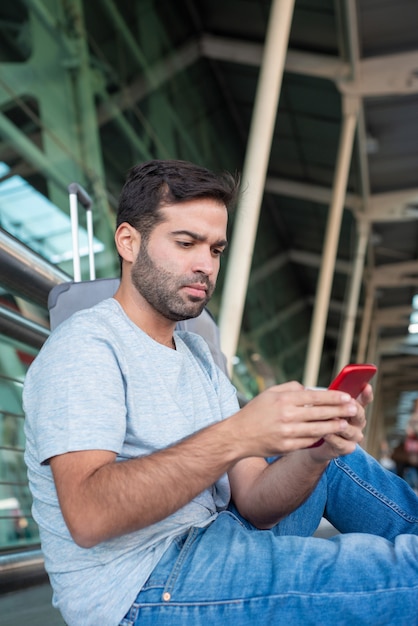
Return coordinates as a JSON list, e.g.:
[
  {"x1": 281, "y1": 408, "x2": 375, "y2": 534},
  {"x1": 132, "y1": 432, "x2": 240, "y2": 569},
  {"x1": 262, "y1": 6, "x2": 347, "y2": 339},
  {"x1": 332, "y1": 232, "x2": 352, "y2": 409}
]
[{"x1": 1, "y1": 0, "x2": 418, "y2": 456}]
